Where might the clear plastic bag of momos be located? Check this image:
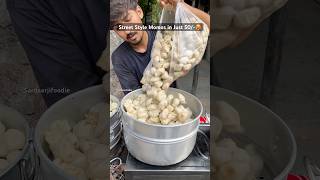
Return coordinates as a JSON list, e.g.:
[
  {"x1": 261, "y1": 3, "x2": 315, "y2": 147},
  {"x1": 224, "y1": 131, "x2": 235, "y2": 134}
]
[
  {"x1": 141, "y1": 6, "x2": 176, "y2": 92},
  {"x1": 141, "y1": 2, "x2": 209, "y2": 91},
  {"x1": 168, "y1": 2, "x2": 209, "y2": 82}
]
